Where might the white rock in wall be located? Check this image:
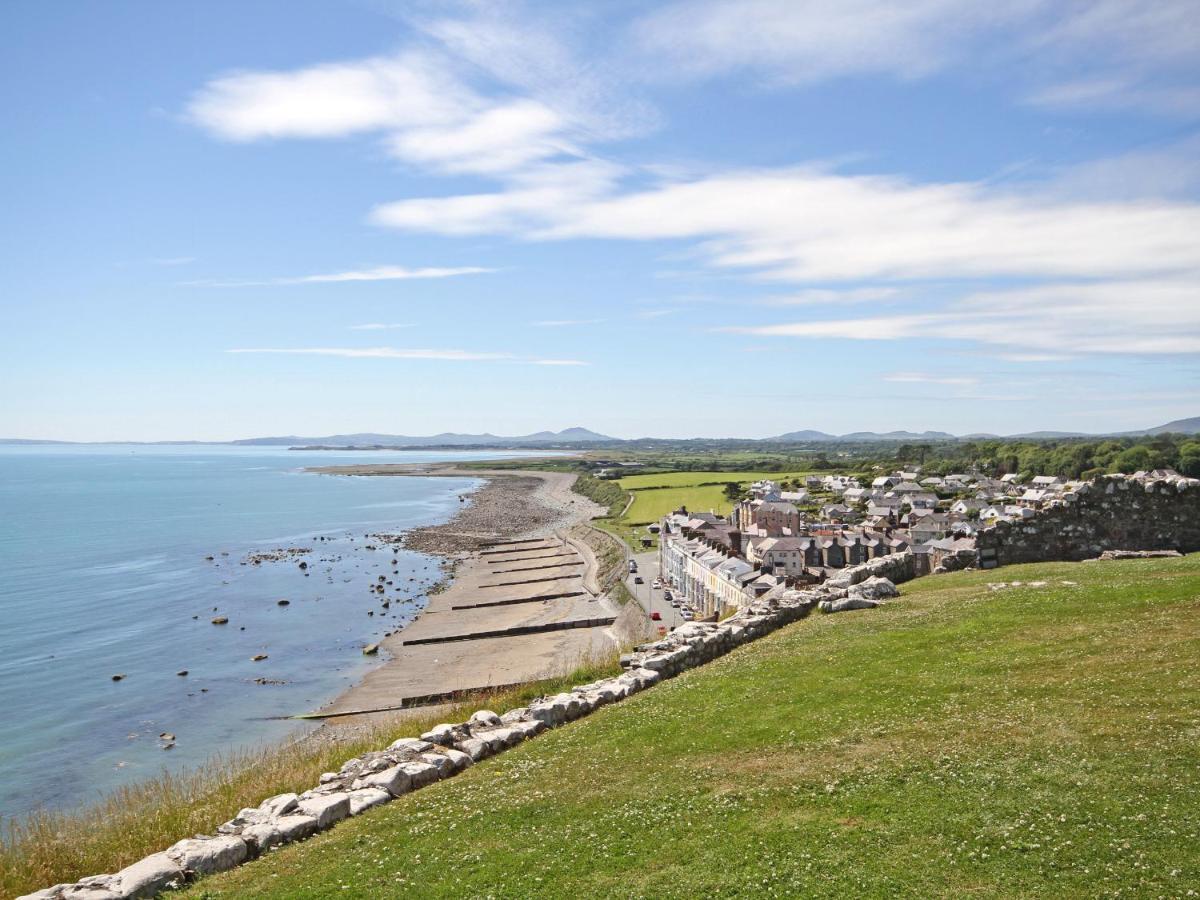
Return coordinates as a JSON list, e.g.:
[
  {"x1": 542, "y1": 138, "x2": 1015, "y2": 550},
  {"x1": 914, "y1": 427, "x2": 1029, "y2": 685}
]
[
  {"x1": 347, "y1": 787, "x2": 392, "y2": 816},
  {"x1": 848, "y1": 576, "x2": 899, "y2": 602},
  {"x1": 296, "y1": 793, "x2": 351, "y2": 830},
  {"x1": 165, "y1": 835, "x2": 248, "y2": 877}
]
